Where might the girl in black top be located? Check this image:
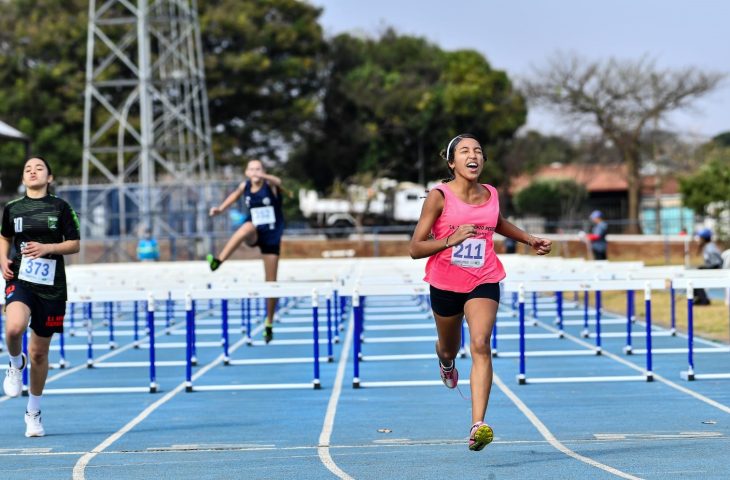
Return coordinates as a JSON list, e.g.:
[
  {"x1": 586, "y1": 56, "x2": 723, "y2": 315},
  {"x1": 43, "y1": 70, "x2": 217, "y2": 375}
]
[{"x1": 1, "y1": 157, "x2": 80, "y2": 437}]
